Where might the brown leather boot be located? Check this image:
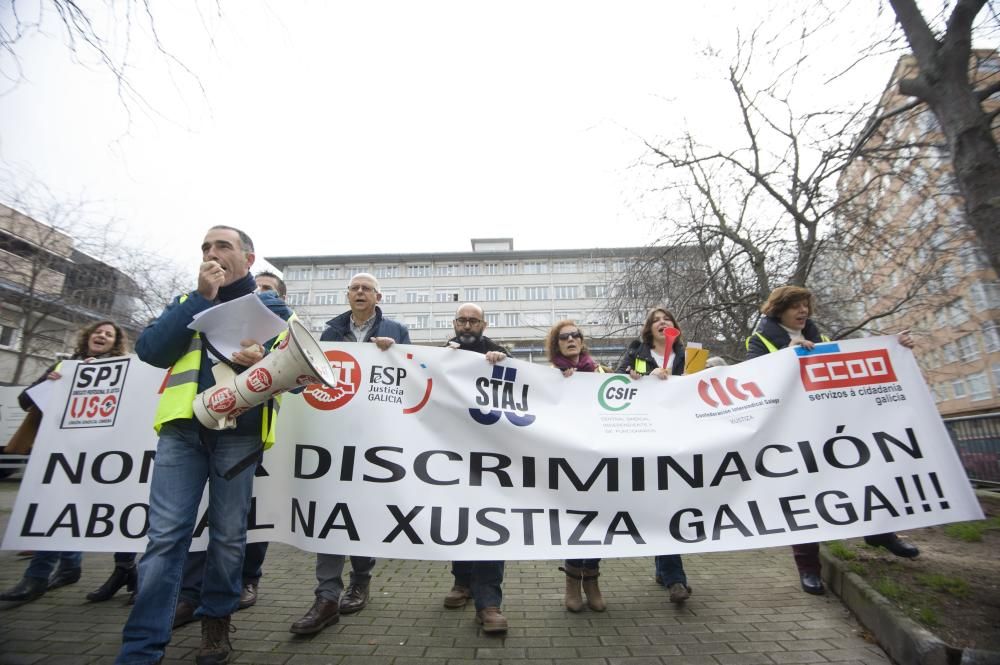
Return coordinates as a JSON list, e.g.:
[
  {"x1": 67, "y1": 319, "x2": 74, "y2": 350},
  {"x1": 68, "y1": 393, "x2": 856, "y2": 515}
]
[
  {"x1": 558, "y1": 565, "x2": 585, "y2": 612},
  {"x1": 289, "y1": 597, "x2": 340, "y2": 634},
  {"x1": 581, "y1": 568, "x2": 606, "y2": 612}
]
